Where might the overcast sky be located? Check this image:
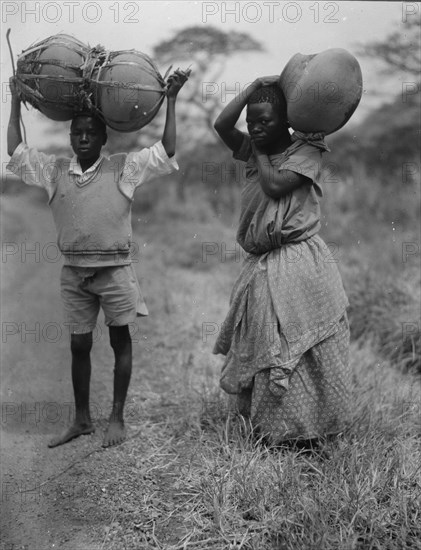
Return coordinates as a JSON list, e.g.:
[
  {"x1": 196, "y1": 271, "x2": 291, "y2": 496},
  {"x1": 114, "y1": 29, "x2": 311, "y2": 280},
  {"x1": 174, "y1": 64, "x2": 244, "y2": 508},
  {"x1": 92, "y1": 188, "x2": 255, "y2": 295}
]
[{"x1": 1, "y1": 1, "x2": 416, "y2": 164}]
